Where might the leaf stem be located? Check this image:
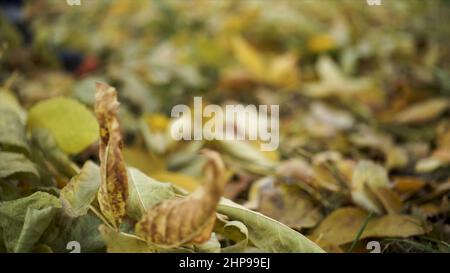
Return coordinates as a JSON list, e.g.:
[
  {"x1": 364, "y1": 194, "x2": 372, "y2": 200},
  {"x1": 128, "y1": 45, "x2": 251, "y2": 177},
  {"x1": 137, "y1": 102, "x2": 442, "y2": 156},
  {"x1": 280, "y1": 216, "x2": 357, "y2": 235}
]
[
  {"x1": 347, "y1": 211, "x2": 373, "y2": 253},
  {"x1": 89, "y1": 204, "x2": 114, "y2": 230}
]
